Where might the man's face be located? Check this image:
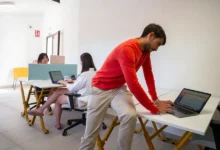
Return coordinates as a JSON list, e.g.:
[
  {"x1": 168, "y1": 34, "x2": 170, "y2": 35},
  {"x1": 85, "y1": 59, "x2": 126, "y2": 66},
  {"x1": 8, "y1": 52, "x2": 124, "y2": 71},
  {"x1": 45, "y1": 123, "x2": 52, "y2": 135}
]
[{"x1": 143, "y1": 35, "x2": 164, "y2": 53}]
